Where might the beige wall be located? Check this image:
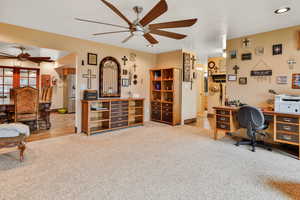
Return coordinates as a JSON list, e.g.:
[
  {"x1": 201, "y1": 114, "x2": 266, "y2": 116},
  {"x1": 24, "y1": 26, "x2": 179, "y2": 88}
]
[
  {"x1": 226, "y1": 25, "x2": 300, "y2": 107},
  {"x1": 0, "y1": 22, "x2": 156, "y2": 132}
]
